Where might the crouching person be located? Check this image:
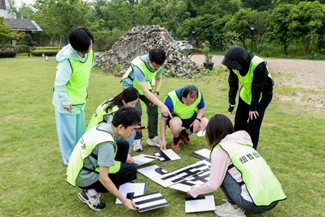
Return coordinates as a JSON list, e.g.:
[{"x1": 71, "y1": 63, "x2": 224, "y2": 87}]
[
  {"x1": 66, "y1": 107, "x2": 140, "y2": 211},
  {"x1": 188, "y1": 114, "x2": 286, "y2": 217}
]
